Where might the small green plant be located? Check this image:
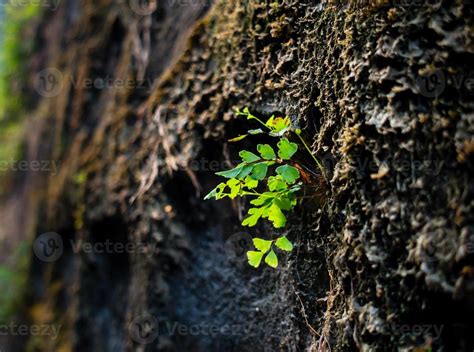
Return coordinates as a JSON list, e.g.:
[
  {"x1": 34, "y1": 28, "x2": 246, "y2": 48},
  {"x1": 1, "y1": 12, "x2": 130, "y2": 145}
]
[{"x1": 205, "y1": 108, "x2": 325, "y2": 268}]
